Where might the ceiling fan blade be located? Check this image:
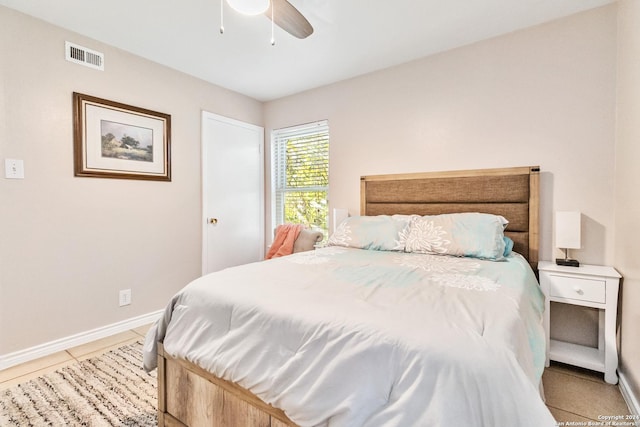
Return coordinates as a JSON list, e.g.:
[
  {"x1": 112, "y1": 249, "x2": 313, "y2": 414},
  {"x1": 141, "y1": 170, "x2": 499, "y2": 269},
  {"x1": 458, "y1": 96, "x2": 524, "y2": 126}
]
[{"x1": 266, "y1": 0, "x2": 314, "y2": 39}]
